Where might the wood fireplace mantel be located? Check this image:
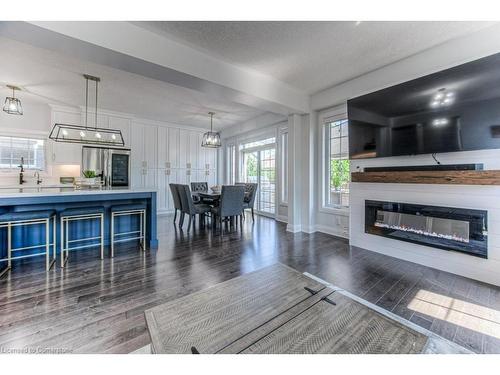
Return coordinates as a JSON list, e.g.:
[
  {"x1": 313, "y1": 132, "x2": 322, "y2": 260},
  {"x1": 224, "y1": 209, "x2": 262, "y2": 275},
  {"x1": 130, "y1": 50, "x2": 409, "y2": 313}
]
[{"x1": 351, "y1": 170, "x2": 500, "y2": 185}]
